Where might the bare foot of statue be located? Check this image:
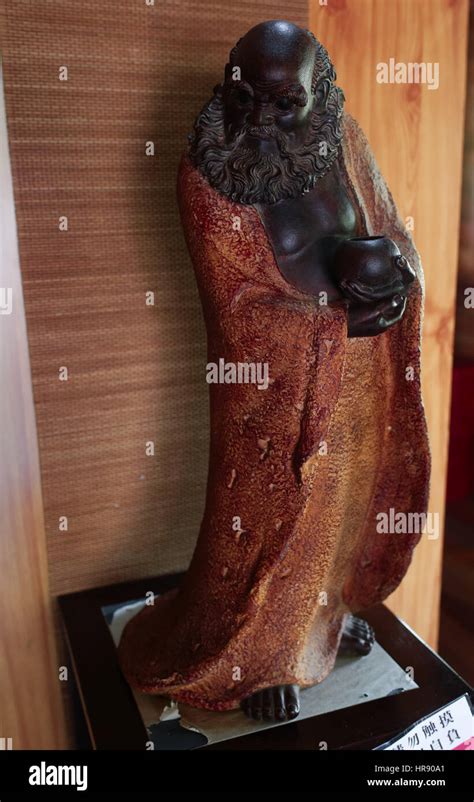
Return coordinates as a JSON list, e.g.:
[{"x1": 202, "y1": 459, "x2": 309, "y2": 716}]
[
  {"x1": 240, "y1": 615, "x2": 374, "y2": 721},
  {"x1": 337, "y1": 614, "x2": 375, "y2": 657},
  {"x1": 240, "y1": 683, "x2": 301, "y2": 722}
]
